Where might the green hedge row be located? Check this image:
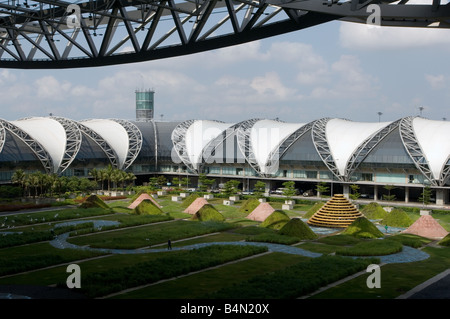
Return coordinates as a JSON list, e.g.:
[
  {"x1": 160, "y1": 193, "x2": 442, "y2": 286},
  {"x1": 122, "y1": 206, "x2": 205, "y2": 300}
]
[
  {"x1": 67, "y1": 245, "x2": 268, "y2": 298},
  {"x1": 208, "y1": 255, "x2": 379, "y2": 299}
]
